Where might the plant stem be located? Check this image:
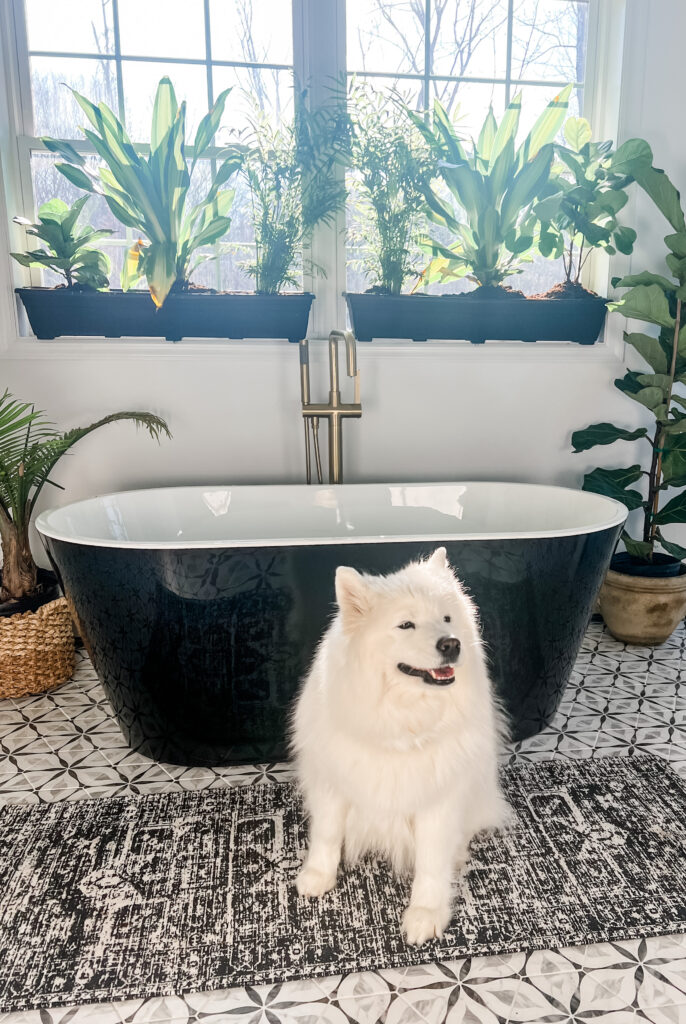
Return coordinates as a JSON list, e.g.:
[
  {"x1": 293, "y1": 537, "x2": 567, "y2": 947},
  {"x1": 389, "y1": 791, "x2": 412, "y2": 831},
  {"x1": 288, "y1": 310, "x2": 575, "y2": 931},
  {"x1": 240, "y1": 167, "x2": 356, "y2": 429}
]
[
  {"x1": 575, "y1": 239, "x2": 584, "y2": 284},
  {"x1": 649, "y1": 297, "x2": 682, "y2": 552},
  {"x1": 567, "y1": 236, "x2": 574, "y2": 283}
]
